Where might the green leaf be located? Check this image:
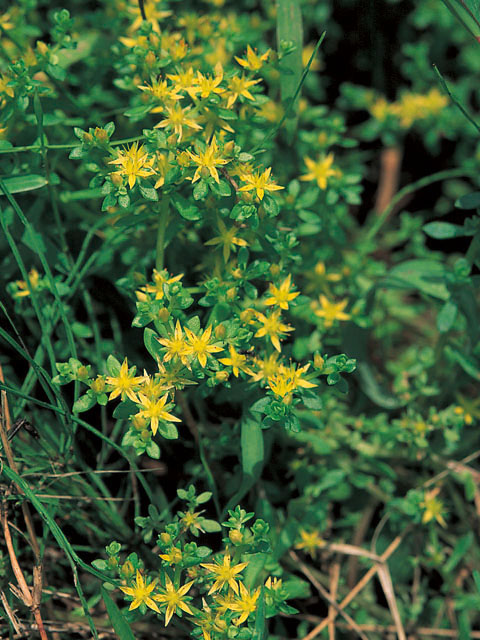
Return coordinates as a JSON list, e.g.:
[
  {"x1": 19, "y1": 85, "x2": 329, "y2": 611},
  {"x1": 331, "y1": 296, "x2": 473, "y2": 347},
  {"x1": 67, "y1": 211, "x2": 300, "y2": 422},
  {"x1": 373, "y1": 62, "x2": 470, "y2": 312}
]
[
  {"x1": 357, "y1": 362, "x2": 405, "y2": 409},
  {"x1": 106, "y1": 354, "x2": 121, "y2": 376},
  {"x1": 456, "y1": 191, "x2": 480, "y2": 210},
  {"x1": 210, "y1": 179, "x2": 231, "y2": 197},
  {"x1": 437, "y1": 300, "x2": 457, "y2": 332},
  {"x1": 382, "y1": 259, "x2": 449, "y2": 300},
  {"x1": 423, "y1": 221, "x2": 469, "y2": 239},
  {"x1": 144, "y1": 328, "x2": 162, "y2": 362},
  {"x1": 171, "y1": 194, "x2": 202, "y2": 220},
  {"x1": 73, "y1": 392, "x2": 97, "y2": 413},
  {"x1": 193, "y1": 180, "x2": 208, "y2": 200},
  {"x1": 101, "y1": 587, "x2": 136, "y2": 640},
  {"x1": 445, "y1": 346, "x2": 480, "y2": 380},
  {"x1": 0, "y1": 174, "x2": 47, "y2": 196},
  {"x1": 241, "y1": 414, "x2": 264, "y2": 480},
  {"x1": 157, "y1": 421, "x2": 179, "y2": 439},
  {"x1": 138, "y1": 183, "x2": 158, "y2": 201},
  {"x1": 145, "y1": 440, "x2": 161, "y2": 459}
]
